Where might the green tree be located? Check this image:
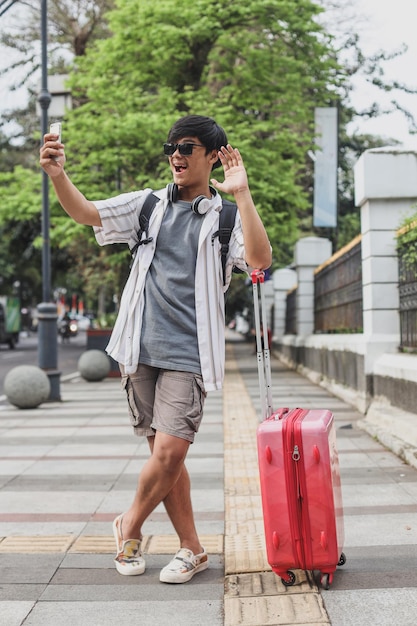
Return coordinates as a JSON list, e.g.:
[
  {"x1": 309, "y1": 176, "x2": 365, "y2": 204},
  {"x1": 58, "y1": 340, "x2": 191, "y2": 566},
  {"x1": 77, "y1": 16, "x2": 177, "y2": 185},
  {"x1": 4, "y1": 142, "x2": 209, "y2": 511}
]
[
  {"x1": 1, "y1": 0, "x2": 414, "y2": 311},
  {"x1": 1, "y1": 0, "x2": 115, "y2": 155},
  {"x1": 64, "y1": 0, "x2": 340, "y2": 272},
  {"x1": 0, "y1": 166, "x2": 61, "y2": 304},
  {"x1": 0, "y1": 0, "x2": 114, "y2": 306}
]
